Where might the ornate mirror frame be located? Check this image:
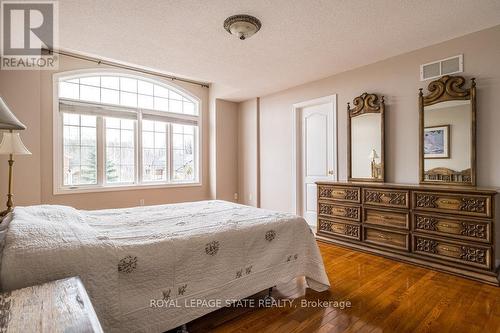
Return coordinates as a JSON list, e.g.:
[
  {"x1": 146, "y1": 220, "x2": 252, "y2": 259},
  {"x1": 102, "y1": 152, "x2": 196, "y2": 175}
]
[
  {"x1": 419, "y1": 75, "x2": 476, "y2": 186},
  {"x1": 347, "y1": 92, "x2": 385, "y2": 182}
]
